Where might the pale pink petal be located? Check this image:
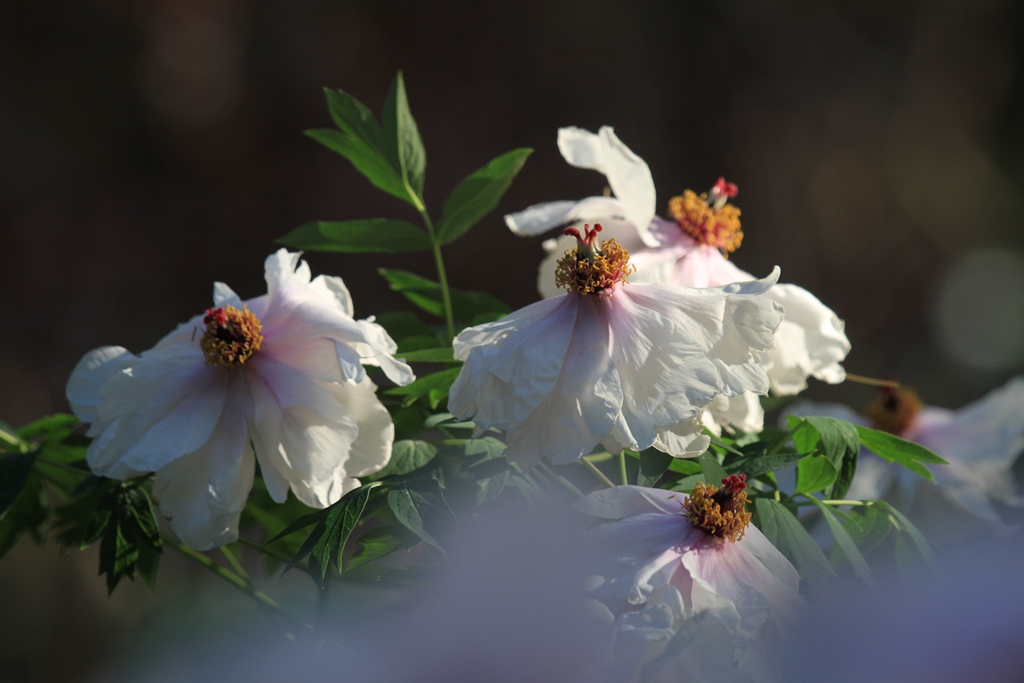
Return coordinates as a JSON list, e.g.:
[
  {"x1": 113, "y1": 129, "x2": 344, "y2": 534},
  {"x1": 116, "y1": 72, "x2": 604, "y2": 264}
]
[
  {"x1": 329, "y1": 377, "x2": 394, "y2": 478},
  {"x1": 763, "y1": 284, "x2": 850, "y2": 395},
  {"x1": 505, "y1": 200, "x2": 578, "y2": 236},
  {"x1": 709, "y1": 392, "x2": 765, "y2": 434},
  {"x1": 212, "y1": 282, "x2": 242, "y2": 307},
  {"x1": 573, "y1": 485, "x2": 688, "y2": 518}
]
